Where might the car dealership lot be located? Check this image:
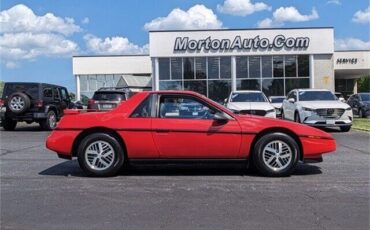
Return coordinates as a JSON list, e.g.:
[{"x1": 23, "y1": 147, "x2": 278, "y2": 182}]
[{"x1": 1, "y1": 123, "x2": 369, "y2": 230}]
